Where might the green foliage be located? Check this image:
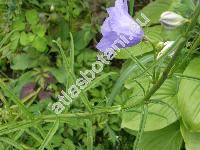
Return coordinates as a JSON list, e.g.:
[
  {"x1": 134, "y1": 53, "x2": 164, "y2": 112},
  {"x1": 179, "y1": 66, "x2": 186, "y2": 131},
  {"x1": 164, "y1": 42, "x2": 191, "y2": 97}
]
[
  {"x1": 32, "y1": 36, "x2": 47, "y2": 52},
  {"x1": 25, "y1": 9, "x2": 39, "y2": 25},
  {"x1": 178, "y1": 57, "x2": 200, "y2": 131},
  {"x1": 122, "y1": 78, "x2": 179, "y2": 131},
  {"x1": 181, "y1": 123, "x2": 200, "y2": 150},
  {"x1": 135, "y1": 0, "x2": 173, "y2": 24},
  {"x1": 138, "y1": 122, "x2": 183, "y2": 150}
]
